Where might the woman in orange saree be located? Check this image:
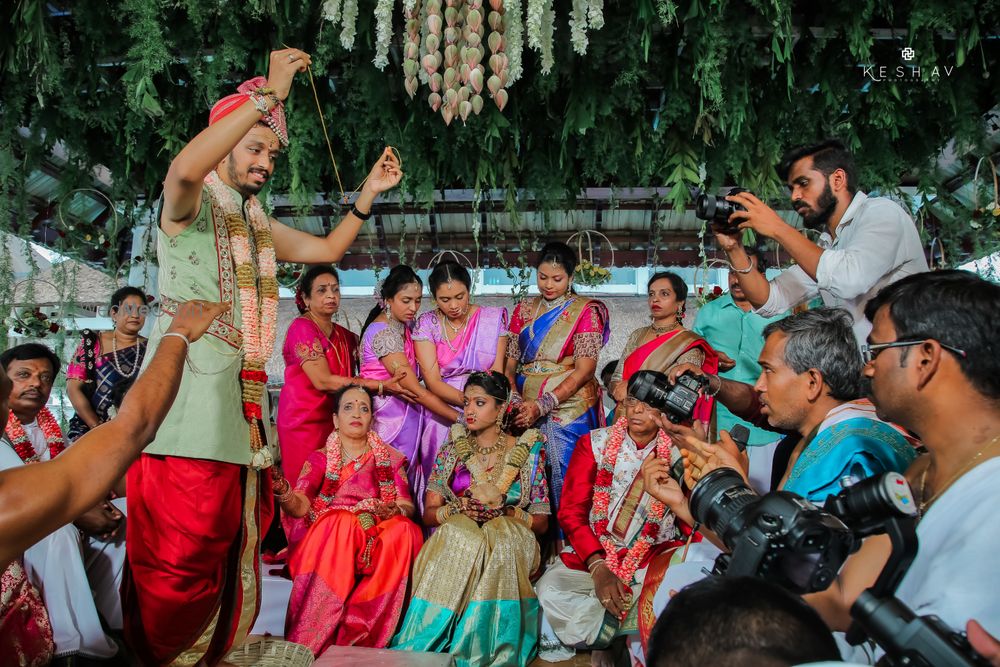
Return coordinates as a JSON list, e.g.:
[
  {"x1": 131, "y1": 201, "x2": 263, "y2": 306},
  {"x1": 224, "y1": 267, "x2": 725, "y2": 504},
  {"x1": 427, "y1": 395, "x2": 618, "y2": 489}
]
[
  {"x1": 609, "y1": 271, "x2": 719, "y2": 429},
  {"x1": 274, "y1": 385, "x2": 423, "y2": 655}
]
